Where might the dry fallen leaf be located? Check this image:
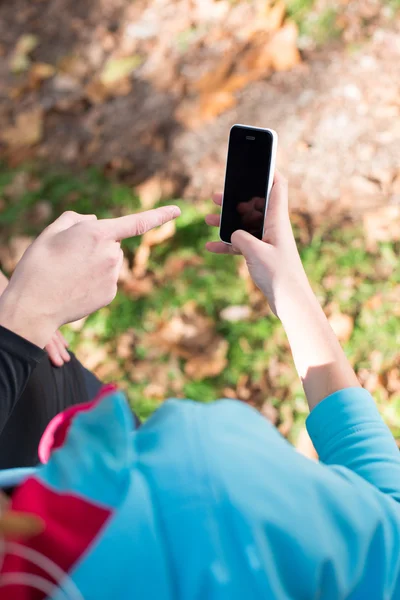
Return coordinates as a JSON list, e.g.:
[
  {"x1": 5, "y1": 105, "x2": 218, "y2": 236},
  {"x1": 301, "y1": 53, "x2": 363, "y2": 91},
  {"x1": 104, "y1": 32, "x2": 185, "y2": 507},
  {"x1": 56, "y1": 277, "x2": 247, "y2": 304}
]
[
  {"x1": 241, "y1": 0, "x2": 286, "y2": 38},
  {"x1": 130, "y1": 220, "x2": 176, "y2": 281},
  {"x1": 116, "y1": 329, "x2": 136, "y2": 360},
  {"x1": 1, "y1": 109, "x2": 44, "y2": 148},
  {"x1": 112, "y1": 78, "x2": 133, "y2": 97},
  {"x1": 85, "y1": 77, "x2": 132, "y2": 104},
  {"x1": 95, "y1": 359, "x2": 122, "y2": 381},
  {"x1": 75, "y1": 342, "x2": 109, "y2": 371},
  {"x1": 146, "y1": 315, "x2": 206, "y2": 357},
  {"x1": 118, "y1": 257, "x2": 131, "y2": 284},
  {"x1": 369, "y1": 350, "x2": 384, "y2": 373},
  {"x1": 29, "y1": 62, "x2": 56, "y2": 85},
  {"x1": 357, "y1": 368, "x2": 383, "y2": 396},
  {"x1": 199, "y1": 91, "x2": 237, "y2": 121},
  {"x1": 133, "y1": 358, "x2": 185, "y2": 398},
  {"x1": 162, "y1": 255, "x2": 203, "y2": 278},
  {"x1": 136, "y1": 176, "x2": 163, "y2": 209},
  {"x1": 142, "y1": 220, "x2": 176, "y2": 247},
  {"x1": 261, "y1": 401, "x2": 279, "y2": 424},
  {"x1": 220, "y1": 305, "x2": 251, "y2": 322},
  {"x1": 52, "y1": 73, "x2": 81, "y2": 93},
  {"x1": 10, "y1": 34, "x2": 39, "y2": 73},
  {"x1": 236, "y1": 374, "x2": 252, "y2": 401},
  {"x1": 84, "y1": 79, "x2": 110, "y2": 104},
  {"x1": 100, "y1": 55, "x2": 141, "y2": 86},
  {"x1": 237, "y1": 377, "x2": 269, "y2": 407},
  {"x1": 267, "y1": 21, "x2": 301, "y2": 71},
  {"x1": 58, "y1": 55, "x2": 89, "y2": 79},
  {"x1": 278, "y1": 404, "x2": 294, "y2": 437},
  {"x1": 123, "y1": 276, "x2": 154, "y2": 298},
  {"x1": 143, "y1": 382, "x2": 167, "y2": 399},
  {"x1": 132, "y1": 244, "x2": 151, "y2": 278},
  {"x1": 238, "y1": 35, "x2": 274, "y2": 75},
  {"x1": 0, "y1": 235, "x2": 34, "y2": 272},
  {"x1": 363, "y1": 206, "x2": 400, "y2": 250},
  {"x1": 386, "y1": 368, "x2": 400, "y2": 394},
  {"x1": 328, "y1": 312, "x2": 354, "y2": 342},
  {"x1": 195, "y1": 51, "x2": 240, "y2": 94},
  {"x1": 222, "y1": 387, "x2": 239, "y2": 399},
  {"x1": 185, "y1": 338, "x2": 228, "y2": 379},
  {"x1": 181, "y1": 9, "x2": 302, "y2": 126},
  {"x1": 143, "y1": 303, "x2": 229, "y2": 379},
  {"x1": 27, "y1": 200, "x2": 53, "y2": 226},
  {"x1": 365, "y1": 293, "x2": 383, "y2": 311},
  {"x1": 263, "y1": 0, "x2": 287, "y2": 32},
  {"x1": 3, "y1": 170, "x2": 31, "y2": 199}
]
